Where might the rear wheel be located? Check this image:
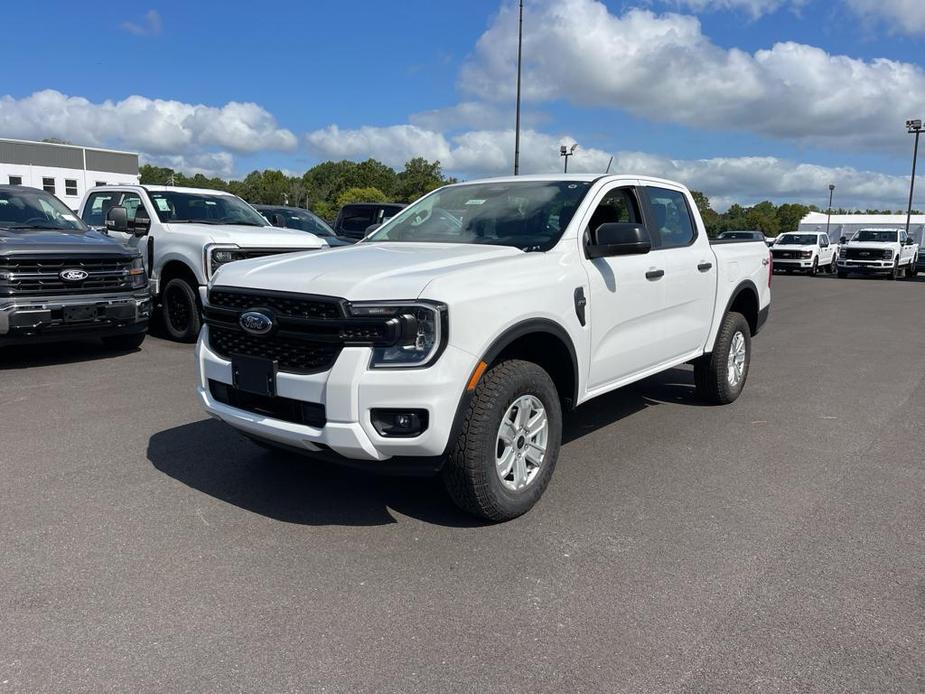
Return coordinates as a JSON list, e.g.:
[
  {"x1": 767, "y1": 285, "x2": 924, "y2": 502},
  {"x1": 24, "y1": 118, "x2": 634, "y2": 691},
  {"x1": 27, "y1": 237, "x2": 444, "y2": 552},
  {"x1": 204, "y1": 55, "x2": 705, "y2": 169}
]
[
  {"x1": 443, "y1": 359, "x2": 562, "y2": 522},
  {"x1": 162, "y1": 277, "x2": 202, "y2": 342},
  {"x1": 694, "y1": 311, "x2": 751, "y2": 405},
  {"x1": 909, "y1": 257, "x2": 919, "y2": 278},
  {"x1": 101, "y1": 332, "x2": 145, "y2": 351}
]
